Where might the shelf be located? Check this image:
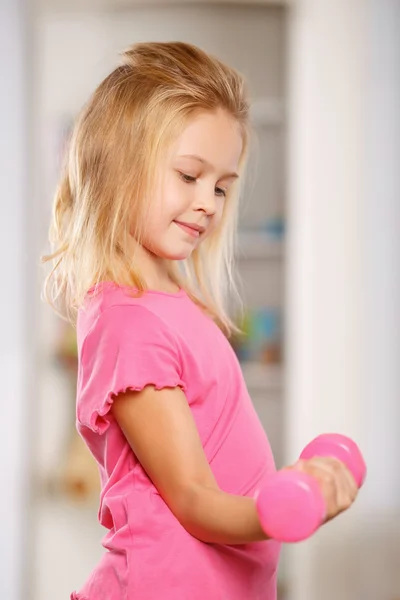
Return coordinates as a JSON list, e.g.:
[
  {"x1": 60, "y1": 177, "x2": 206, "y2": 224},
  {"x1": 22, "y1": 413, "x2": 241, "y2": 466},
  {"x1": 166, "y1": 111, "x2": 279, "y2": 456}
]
[
  {"x1": 237, "y1": 231, "x2": 284, "y2": 260},
  {"x1": 39, "y1": 0, "x2": 288, "y2": 14},
  {"x1": 241, "y1": 361, "x2": 283, "y2": 391}
]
